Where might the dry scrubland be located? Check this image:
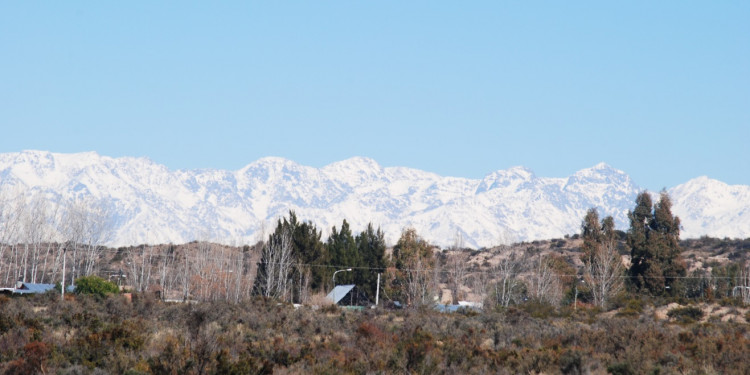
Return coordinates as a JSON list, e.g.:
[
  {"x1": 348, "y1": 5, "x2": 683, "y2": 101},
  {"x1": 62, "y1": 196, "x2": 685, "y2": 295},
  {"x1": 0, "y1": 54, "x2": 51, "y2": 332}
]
[
  {"x1": 1, "y1": 236, "x2": 749, "y2": 375},
  {"x1": 1, "y1": 291, "x2": 749, "y2": 375}
]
